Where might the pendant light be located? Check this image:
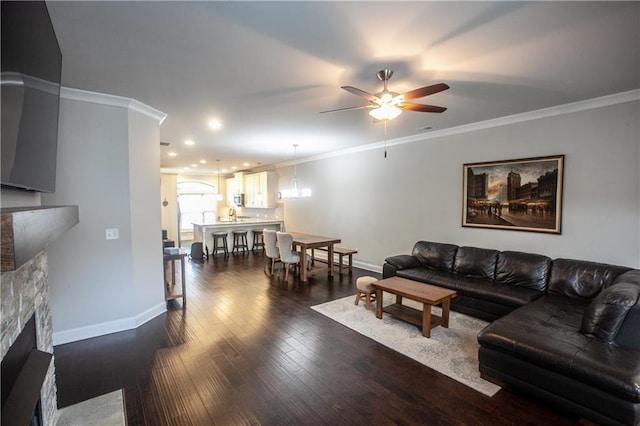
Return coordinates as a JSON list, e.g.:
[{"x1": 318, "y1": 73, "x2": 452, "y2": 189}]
[
  {"x1": 280, "y1": 144, "x2": 311, "y2": 198},
  {"x1": 214, "y1": 159, "x2": 223, "y2": 200},
  {"x1": 291, "y1": 144, "x2": 300, "y2": 198}
]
